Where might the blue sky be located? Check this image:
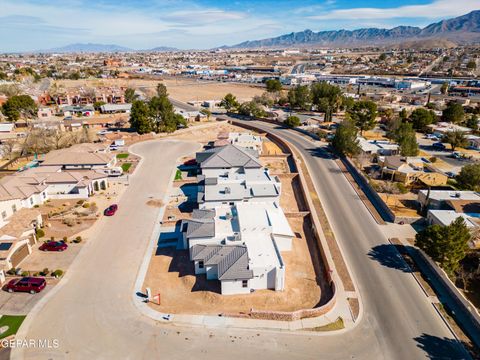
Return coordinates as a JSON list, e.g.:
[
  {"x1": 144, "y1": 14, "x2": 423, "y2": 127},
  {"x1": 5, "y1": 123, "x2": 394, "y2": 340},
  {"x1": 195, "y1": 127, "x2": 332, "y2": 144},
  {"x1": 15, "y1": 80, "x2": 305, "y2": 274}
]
[{"x1": 0, "y1": 0, "x2": 479, "y2": 52}]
